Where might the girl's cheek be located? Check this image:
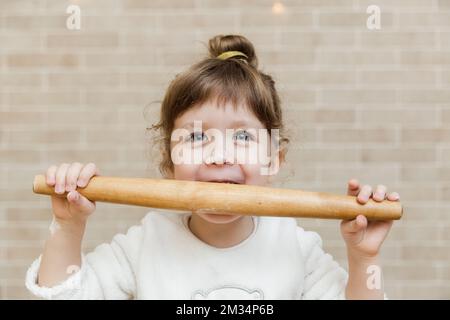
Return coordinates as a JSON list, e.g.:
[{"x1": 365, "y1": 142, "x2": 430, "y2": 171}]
[
  {"x1": 173, "y1": 164, "x2": 198, "y2": 180},
  {"x1": 240, "y1": 164, "x2": 270, "y2": 186}
]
